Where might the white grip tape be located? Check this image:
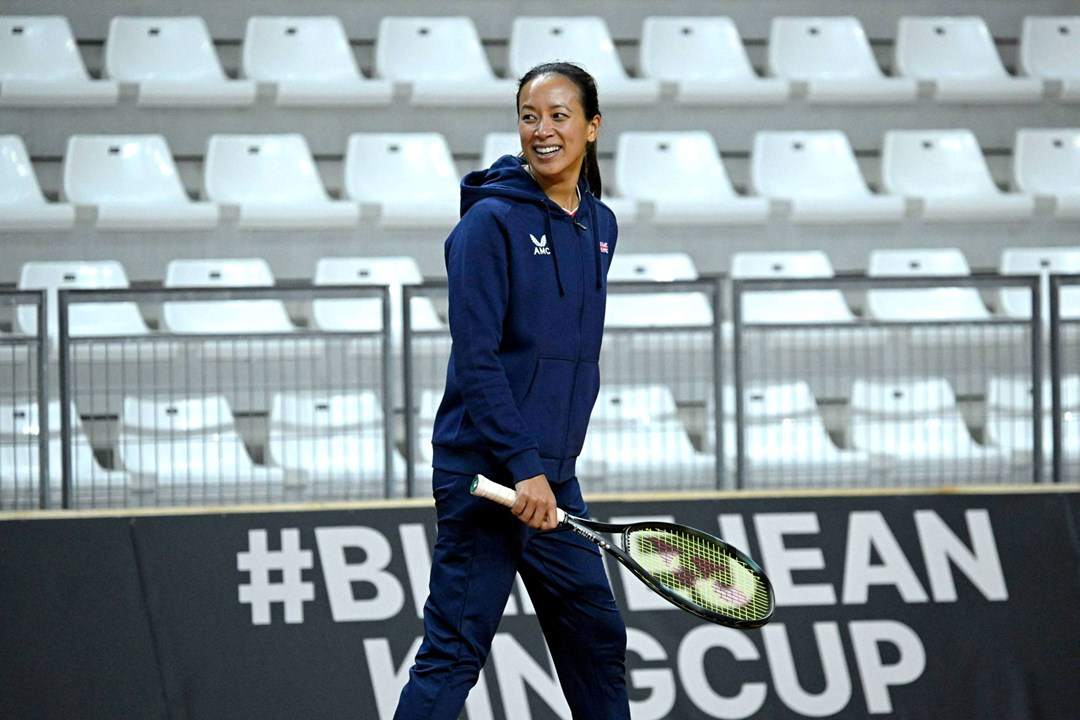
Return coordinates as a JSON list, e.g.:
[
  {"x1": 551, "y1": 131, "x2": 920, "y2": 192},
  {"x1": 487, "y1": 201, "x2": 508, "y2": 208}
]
[{"x1": 471, "y1": 475, "x2": 567, "y2": 524}]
